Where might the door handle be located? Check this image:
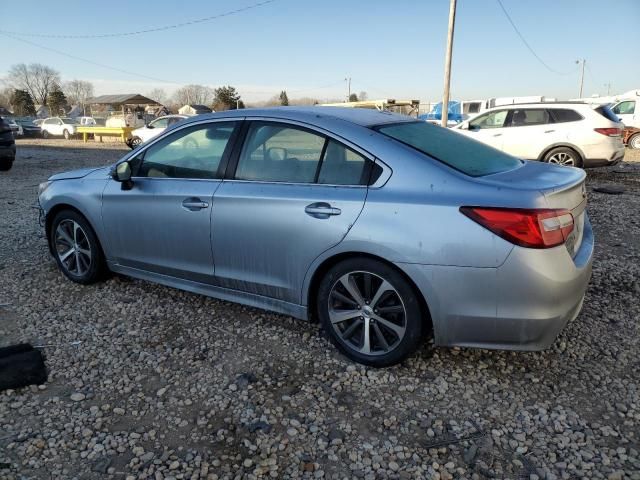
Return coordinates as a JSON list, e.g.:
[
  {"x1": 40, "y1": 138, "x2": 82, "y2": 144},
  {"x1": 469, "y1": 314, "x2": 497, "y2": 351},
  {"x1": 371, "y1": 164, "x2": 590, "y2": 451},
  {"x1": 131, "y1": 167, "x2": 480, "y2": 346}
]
[
  {"x1": 492, "y1": 133, "x2": 502, "y2": 137},
  {"x1": 544, "y1": 129, "x2": 555, "y2": 133},
  {"x1": 182, "y1": 198, "x2": 209, "y2": 211},
  {"x1": 305, "y1": 202, "x2": 341, "y2": 218}
]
